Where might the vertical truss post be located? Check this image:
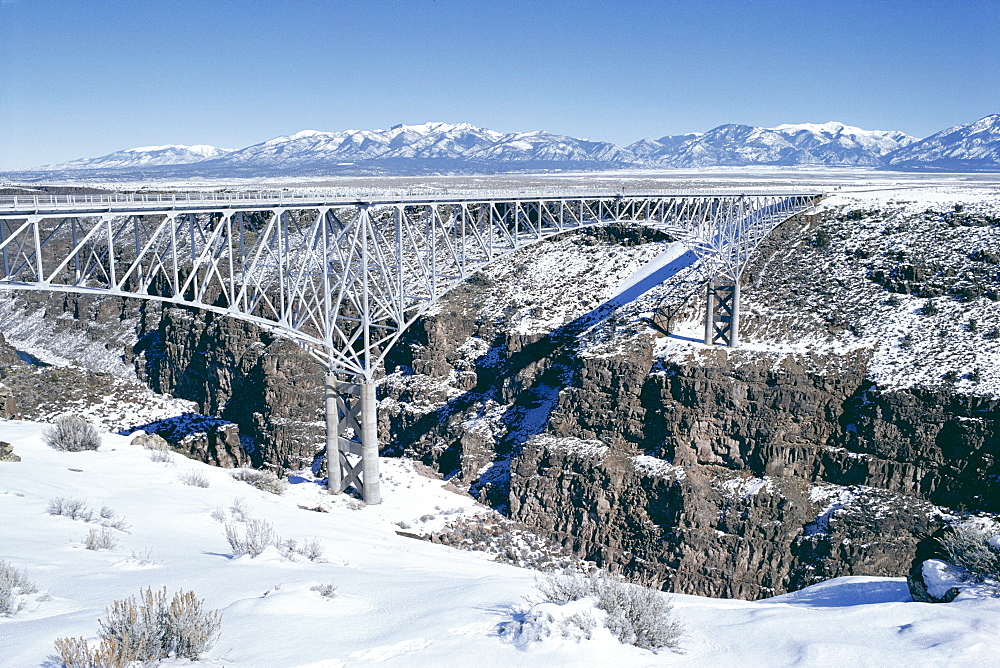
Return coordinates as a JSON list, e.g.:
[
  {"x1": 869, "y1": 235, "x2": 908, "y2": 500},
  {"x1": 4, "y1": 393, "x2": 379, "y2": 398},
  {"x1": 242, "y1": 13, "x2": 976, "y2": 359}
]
[
  {"x1": 323, "y1": 376, "x2": 367, "y2": 497},
  {"x1": 356, "y1": 204, "x2": 381, "y2": 505},
  {"x1": 321, "y1": 375, "x2": 381, "y2": 504}
]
